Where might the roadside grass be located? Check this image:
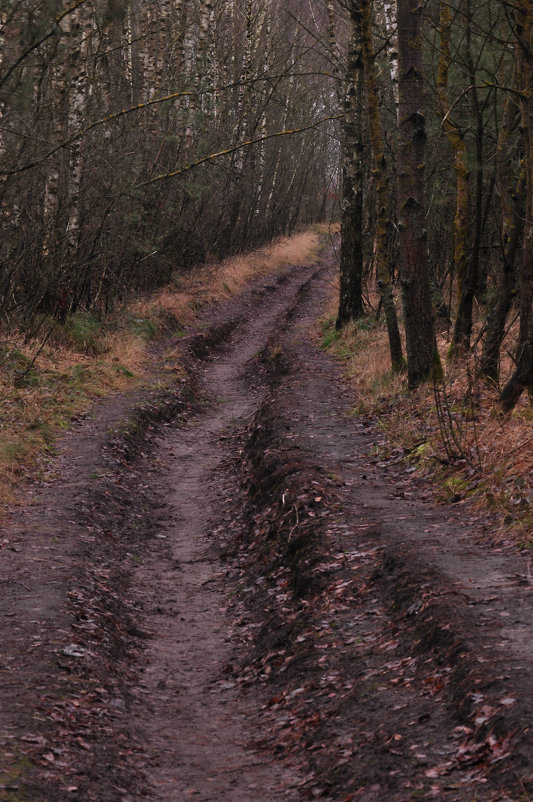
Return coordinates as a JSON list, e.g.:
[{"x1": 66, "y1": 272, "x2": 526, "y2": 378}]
[
  {"x1": 0, "y1": 228, "x2": 323, "y2": 510},
  {"x1": 131, "y1": 228, "x2": 324, "y2": 329},
  {"x1": 319, "y1": 291, "x2": 533, "y2": 542}
]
